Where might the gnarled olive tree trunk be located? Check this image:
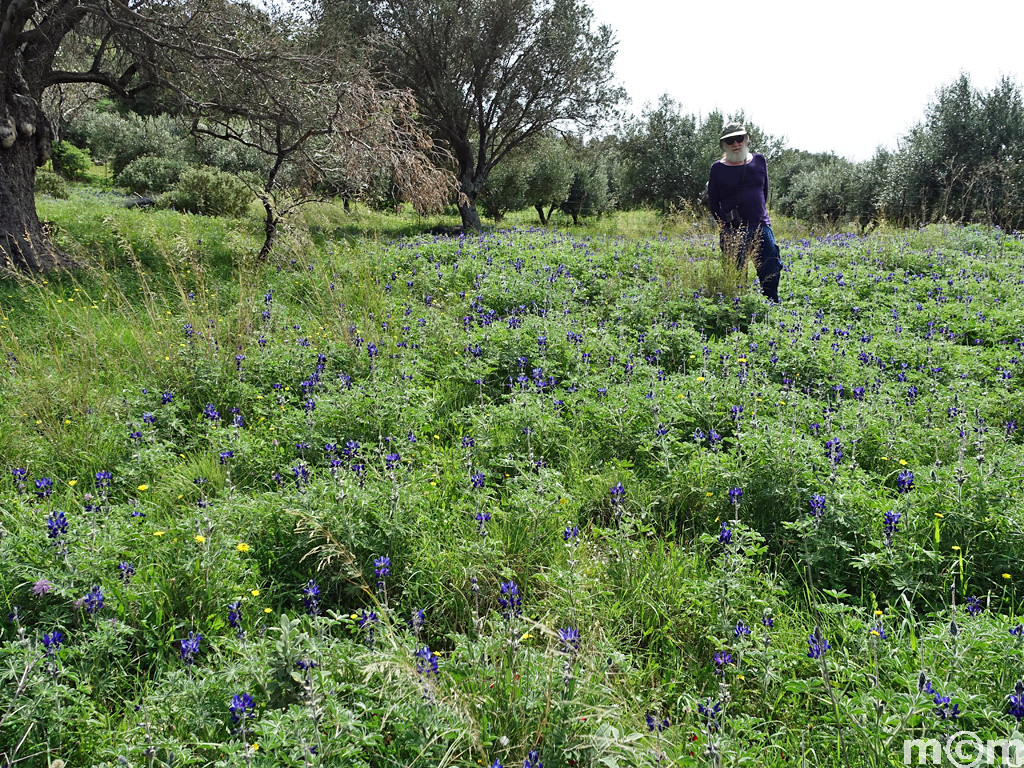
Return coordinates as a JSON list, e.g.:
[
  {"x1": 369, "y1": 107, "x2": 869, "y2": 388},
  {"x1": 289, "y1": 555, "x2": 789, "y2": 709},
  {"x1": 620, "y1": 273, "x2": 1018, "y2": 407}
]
[{"x1": 1, "y1": 78, "x2": 74, "y2": 272}]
